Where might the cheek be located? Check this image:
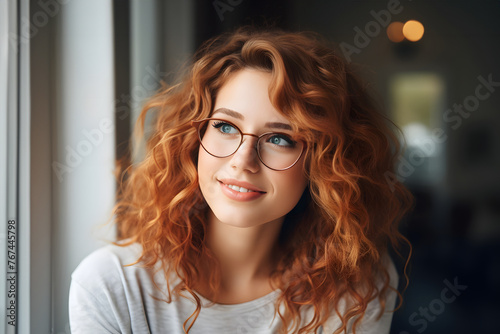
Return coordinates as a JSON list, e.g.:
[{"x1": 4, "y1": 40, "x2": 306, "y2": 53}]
[
  {"x1": 197, "y1": 149, "x2": 219, "y2": 199},
  {"x1": 197, "y1": 148, "x2": 210, "y2": 184},
  {"x1": 274, "y1": 168, "x2": 308, "y2": 208}
]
